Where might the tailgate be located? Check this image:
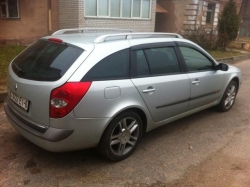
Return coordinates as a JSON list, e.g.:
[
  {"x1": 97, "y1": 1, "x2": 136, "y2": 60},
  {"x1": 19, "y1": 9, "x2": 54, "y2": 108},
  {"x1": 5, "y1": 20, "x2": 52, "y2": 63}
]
[{"x1": 7, "y1": 40, "x2": 94, "y2": 129}]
